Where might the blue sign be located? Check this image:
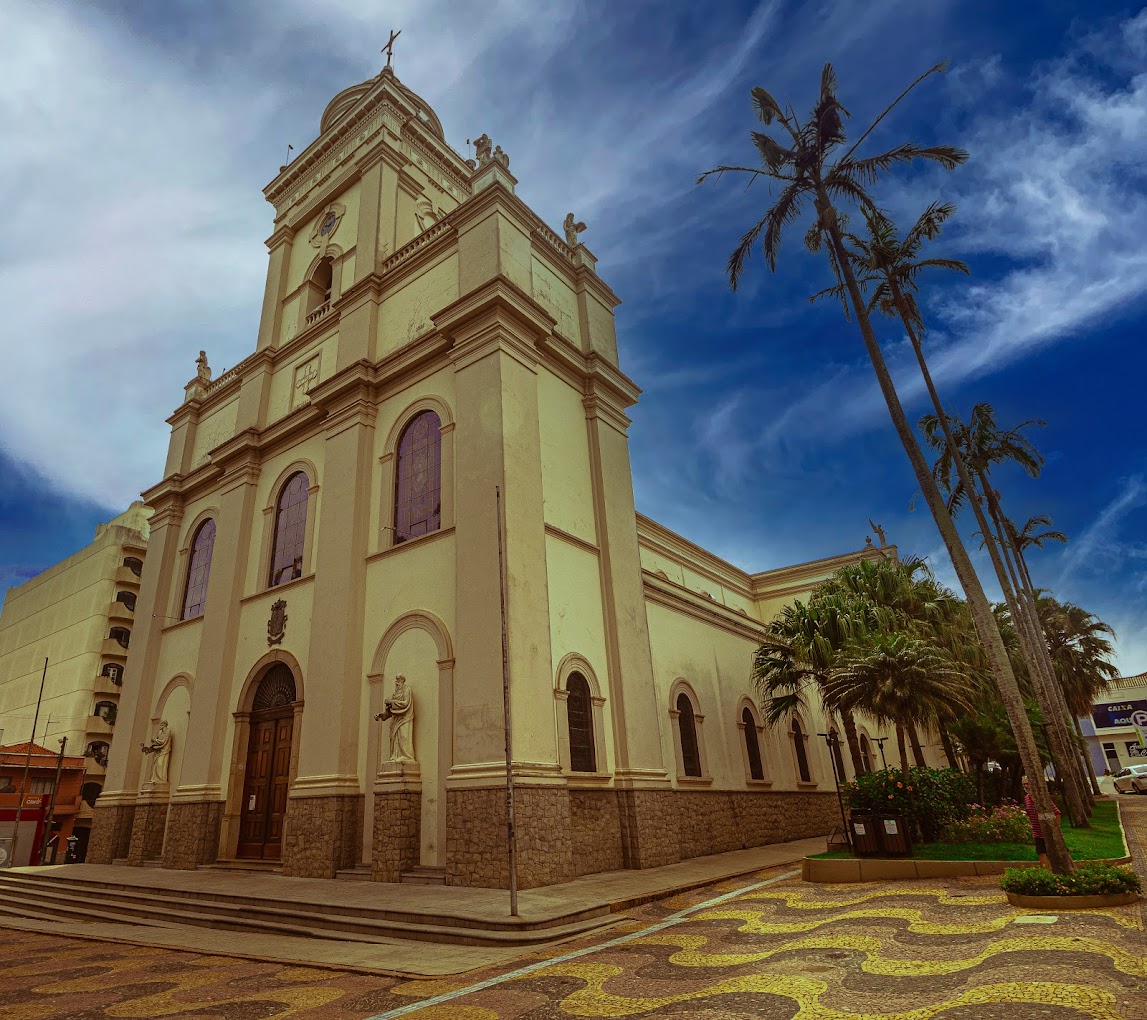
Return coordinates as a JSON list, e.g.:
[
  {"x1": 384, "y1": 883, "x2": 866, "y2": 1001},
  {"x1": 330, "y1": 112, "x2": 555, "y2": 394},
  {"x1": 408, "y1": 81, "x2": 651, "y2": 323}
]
[{"x1": 1092, "y1": 699, "x2": 1147, "y2": 729}]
